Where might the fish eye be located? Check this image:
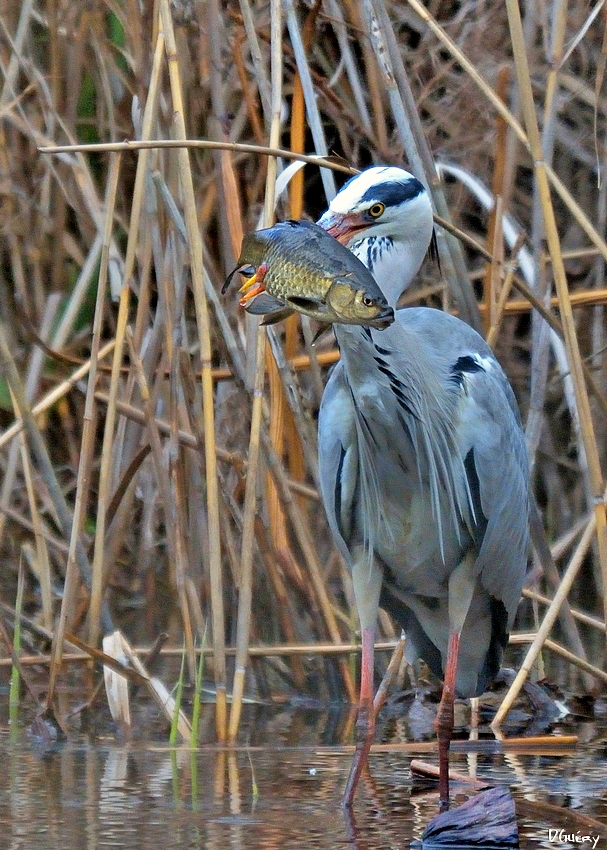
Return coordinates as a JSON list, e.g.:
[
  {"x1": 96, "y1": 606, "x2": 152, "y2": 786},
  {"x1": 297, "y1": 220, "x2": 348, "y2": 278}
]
[
  {"x1": 362, "y1": 295, "x2": 375, "y2": 307},
  {"x1": 368, "y1": 202, "x2": 385, "y2": 218}
]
